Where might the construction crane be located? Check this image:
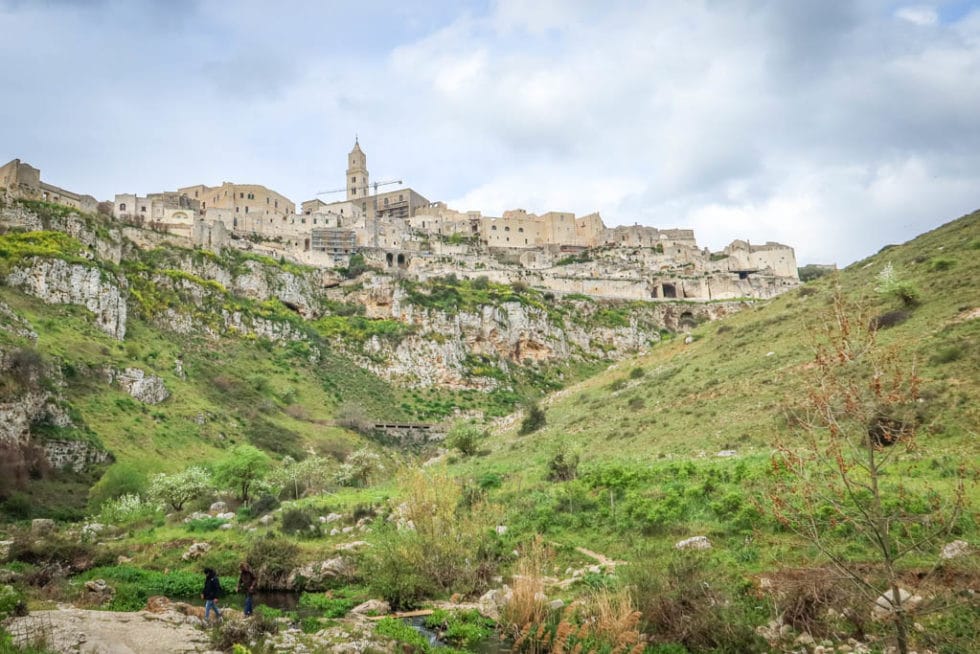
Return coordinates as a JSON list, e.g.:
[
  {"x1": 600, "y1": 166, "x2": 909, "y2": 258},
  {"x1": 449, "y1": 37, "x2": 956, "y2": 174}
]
[{"x1": 315, "y1": 179, "x2": 403, "y2": 248}]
